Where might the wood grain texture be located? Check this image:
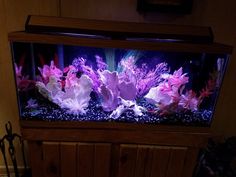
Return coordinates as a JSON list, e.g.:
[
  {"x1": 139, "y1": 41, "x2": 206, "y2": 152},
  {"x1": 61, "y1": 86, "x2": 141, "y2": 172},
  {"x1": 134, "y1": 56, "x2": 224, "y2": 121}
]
[
  {"x1": 60, "y1": 143, "x2": 77, "y2": 177},
  {"x1": 0, "y1": 0, "x2": 21, "y2": 145},
  {"x1": 20, "y1": 120, "x2": 211, "y2": 133},
  {"x1": 77, "y1": 143, "x2": 94, "y2": 177},
  {"x1": 134, "y1": 146, "x2": 150, "y2": 177},
  {"x1": 4, "y1": 0, "x2": 39, "y2": 32},
  {"x1": 42, "y1": 142, "x2": 60, "y2": 177},
  {"x1": 133, "y1": 145, "x2": 172, "y2": 177},
  {"x1": 26, "y1": 15, "x2": 212, "y2": 39},
  {"x1": 165, "y1": 147, "x2": 187, "y2": 177},
  {"x1": 39, "y1": 0, "x2": 60, "y2": 16},
  {"x1": 60, "y1": 0, "x2": 82, "y2": 18},
  {"x1": 182, "y1": 148, "x2": 199, "y2": 177},
  {"x1": 28, "y1": 141, "x2": 43, "y2": 177},
  {"x1": 21, "y1": 127, "x2": 209, "y2": 148},
  {"x1": 110, "y1": 144, "x2": 120, "y2": 177},
  {"x1": 60, "y1": 0, "x2": 142, "y2": 21},
  {"x1": 142, "y1": 147, "x2": 154, "y2": 177},
  {"x1": 27, "y1": 141, "x2": 199, "y2": 177},
  {"x1": 94, "y1": 144, "x2": 111, "y2": 177},
  {"x1": 60, "y1": 0, "x2": 117, "y2": 20},
  {"x1": 118, "y1": 145, "x2": 138, "y2": 177},
  {"x1": 150, "y1": 146, "x2": 171, "y2": 177},
  {"x1": 8, "y1": 32, "x2": 233, "y2": 54}
]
